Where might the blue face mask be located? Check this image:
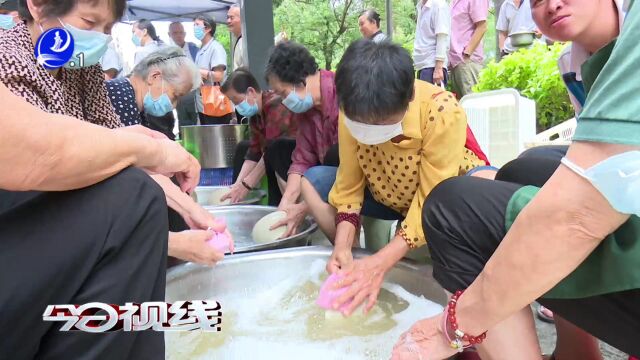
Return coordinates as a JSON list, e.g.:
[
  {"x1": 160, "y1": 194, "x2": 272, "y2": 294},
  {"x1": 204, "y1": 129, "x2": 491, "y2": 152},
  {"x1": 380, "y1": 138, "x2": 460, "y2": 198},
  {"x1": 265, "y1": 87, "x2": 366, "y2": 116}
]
[
  {"x1": 143, "y1": 80, "x2": 174, "y2": 116},
  {"x1": 132, "y1": 33, "x2": 141, "y2": 46},
  {"x1": 282, "y1": 85, "x2": 314, "y2": 113},
  {"x1": 60, "y1": 20, "x2": 110, "y2": 69},
  {"x1": 194, "y1": 25, "x2": 206, "y2": 41},
  {"x1": 236, "y1": 93, "x2": 259, "y2": 118},
  {"x1": 0, "y1": 14, "x2": 16, "y2": 30},
  {"x1": 562, "y1": 151, "x2": 640, "y2": 216}
]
